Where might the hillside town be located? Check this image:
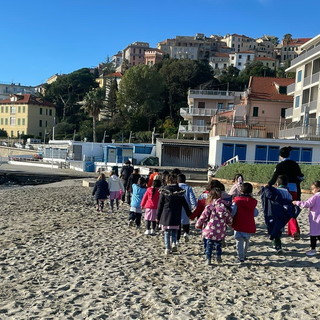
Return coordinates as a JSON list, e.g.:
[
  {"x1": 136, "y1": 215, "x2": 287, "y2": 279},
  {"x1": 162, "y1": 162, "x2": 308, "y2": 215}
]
[{"x1": 0, "y1": 32, "x2": 320, "y2": 170}]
